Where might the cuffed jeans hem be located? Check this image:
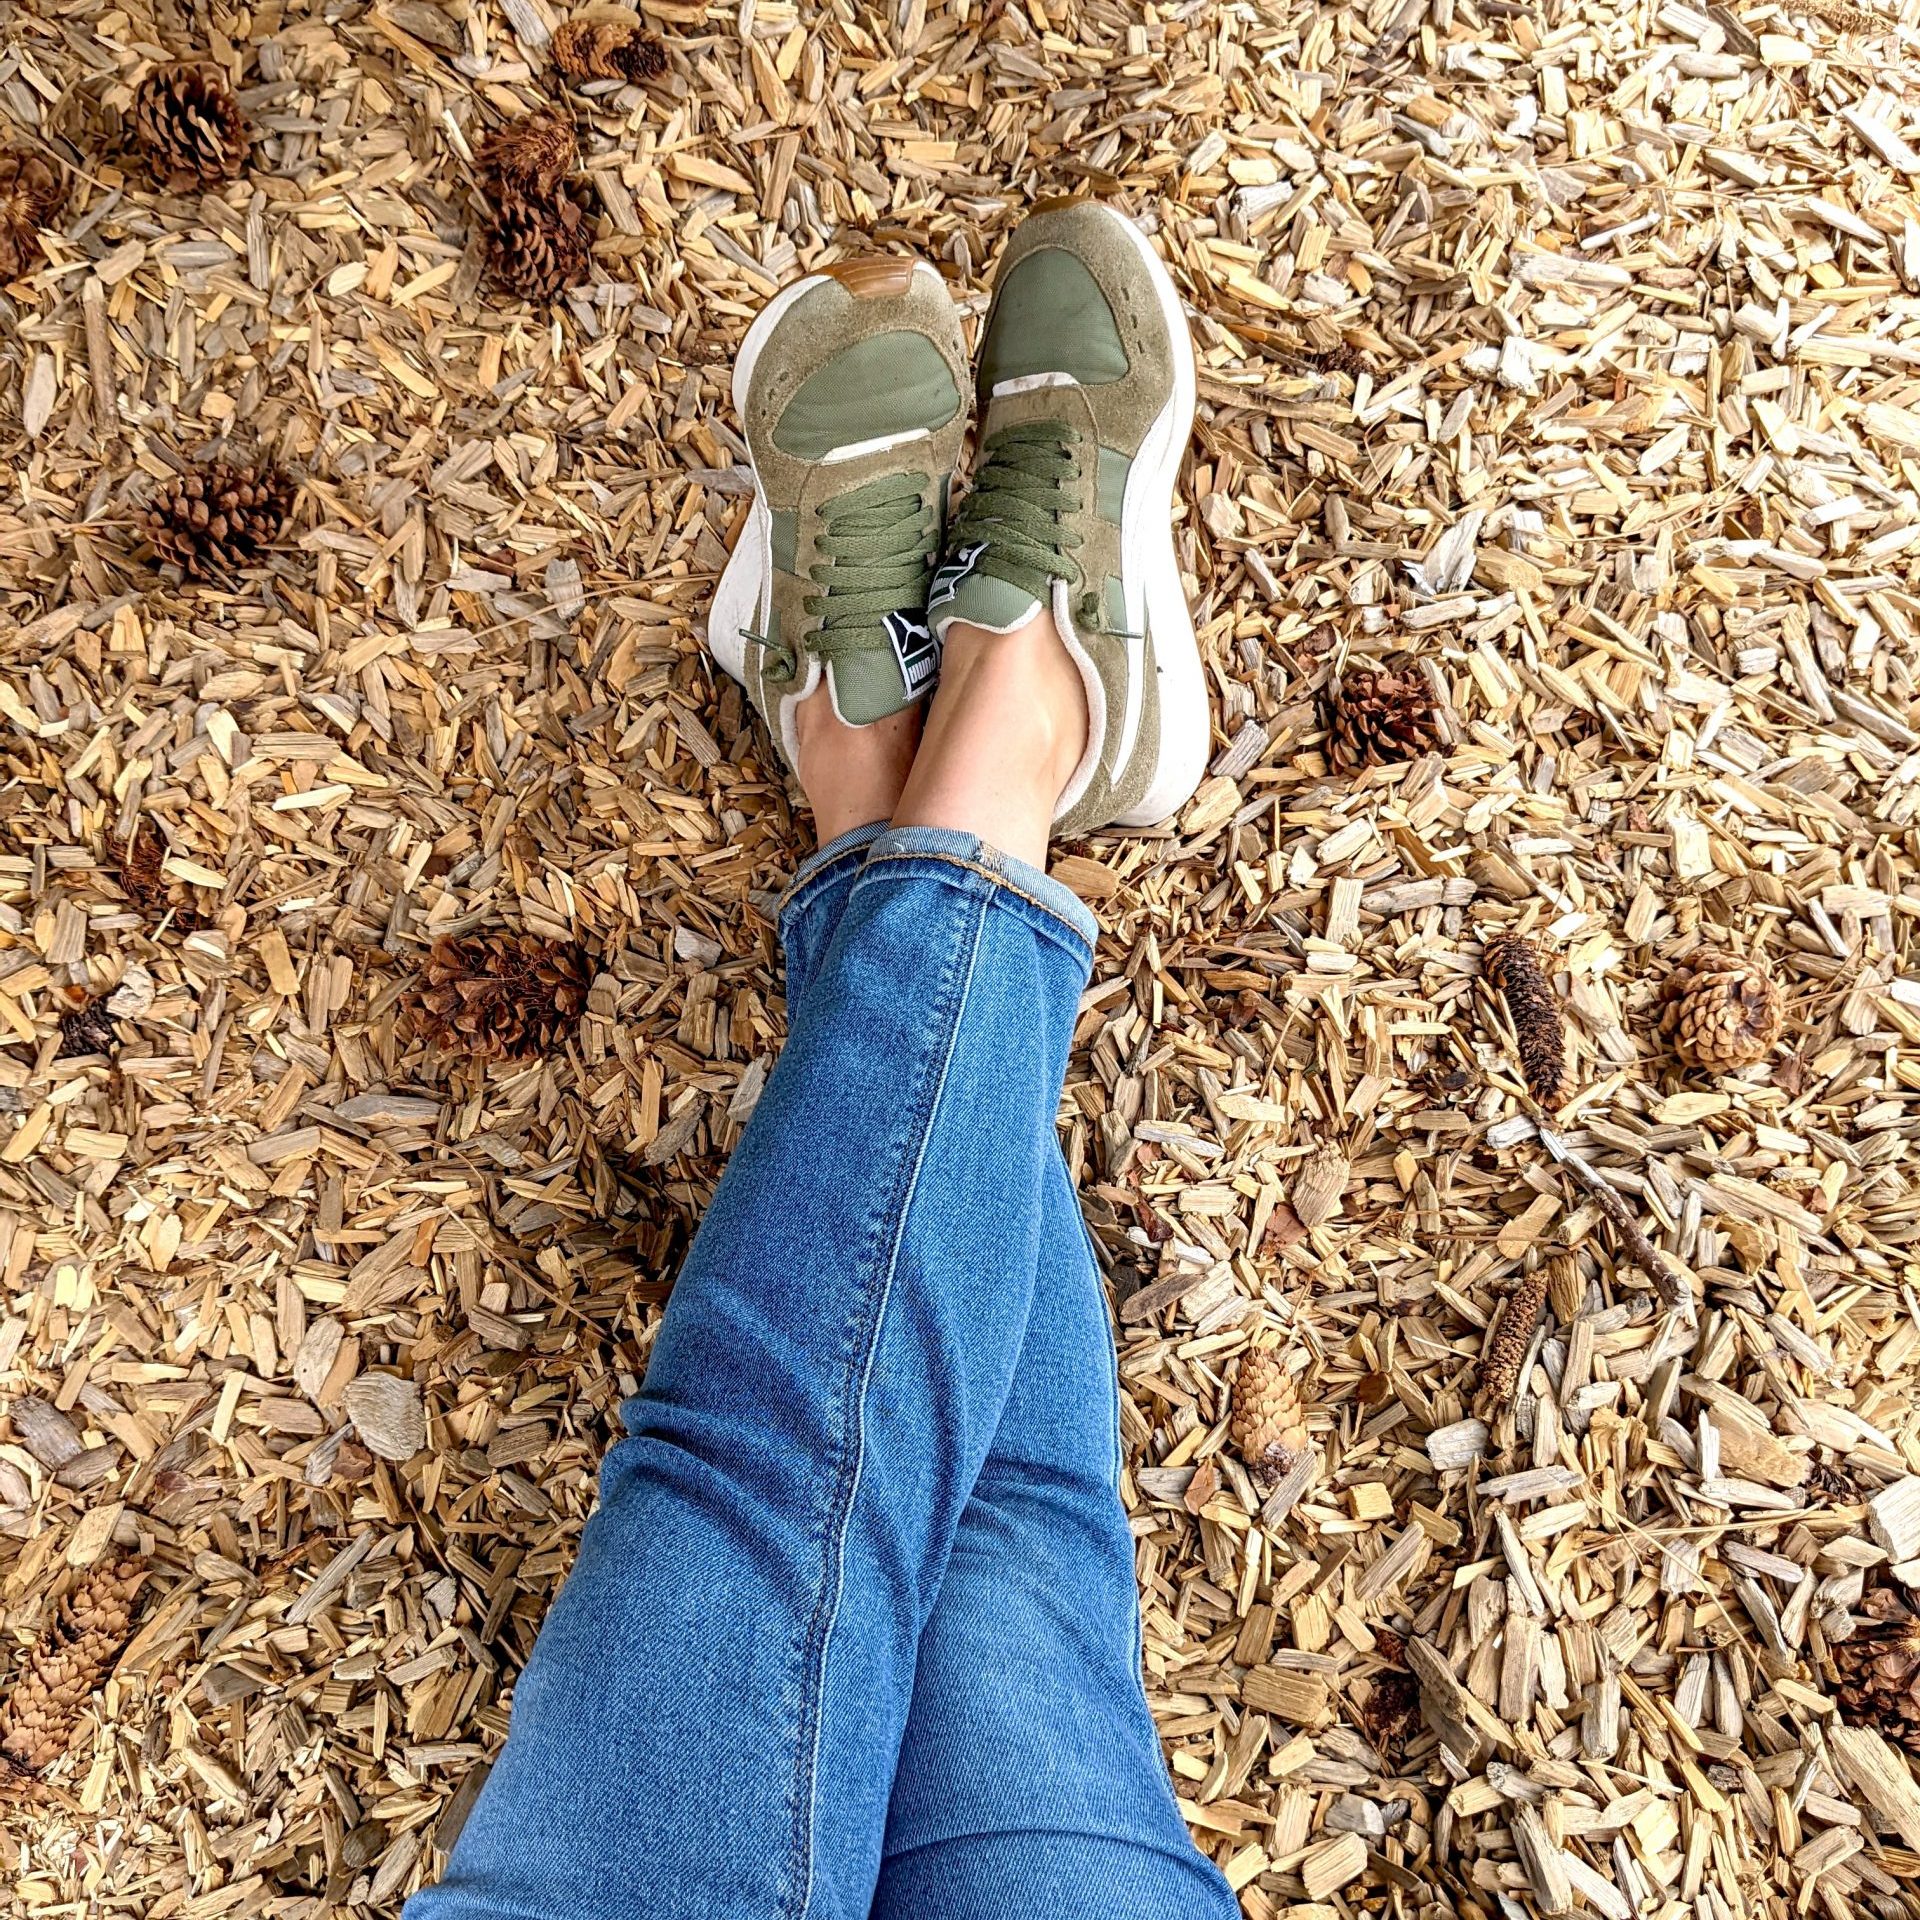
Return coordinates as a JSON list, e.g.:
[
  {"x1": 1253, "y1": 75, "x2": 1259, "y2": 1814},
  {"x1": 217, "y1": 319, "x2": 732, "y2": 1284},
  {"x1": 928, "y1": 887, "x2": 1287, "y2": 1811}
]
[
  {"x1": 782, "y1": 823, "x2": 890, "y2": 923},
  {"x1": 857, "y1": 827, "x2": 1099, "y2": 959}
]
